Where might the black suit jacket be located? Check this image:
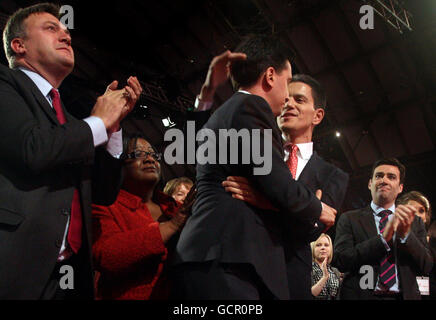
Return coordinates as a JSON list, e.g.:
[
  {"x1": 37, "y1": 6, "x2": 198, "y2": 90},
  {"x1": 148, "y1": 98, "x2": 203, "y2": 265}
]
[
  {"x1": 174, "y1": 92, "x2": 322, "y2": 299},
  {"x1": 284, "y1": 152, "x2": 349, "y2": 299},
  {"x1": 0, "y1": 65, "x2": 122, "y2": 299},
  {"x1": 333, "y1": 206, "x2": 434, "y2": 300}
]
